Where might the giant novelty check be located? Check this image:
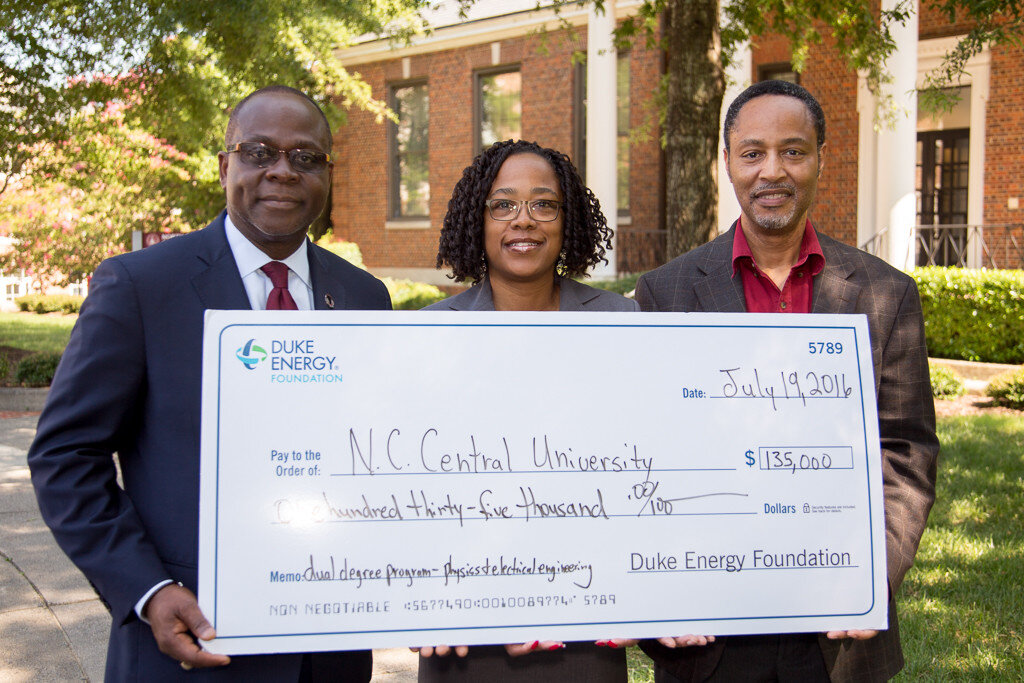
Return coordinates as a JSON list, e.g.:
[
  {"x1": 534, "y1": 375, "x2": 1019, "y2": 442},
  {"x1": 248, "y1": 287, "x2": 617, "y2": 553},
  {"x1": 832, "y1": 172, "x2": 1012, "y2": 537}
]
[{"x1": 198, "y1": 311, "x2": 887, "y2": 655}]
